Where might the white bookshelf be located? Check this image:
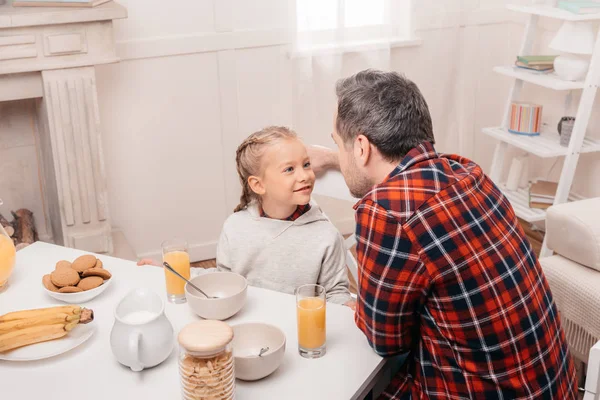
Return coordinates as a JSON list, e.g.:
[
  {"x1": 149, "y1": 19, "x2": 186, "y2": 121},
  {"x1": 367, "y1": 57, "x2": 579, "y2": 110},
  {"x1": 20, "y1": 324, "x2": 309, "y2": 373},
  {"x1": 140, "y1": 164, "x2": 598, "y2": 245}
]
[
  {"x1": 507, "y1": 4, "x2": 600, "y2": 21},
  {"x1": 501, "y1": 186, "x2": 546, "y2": 222},
  {"x1": 500, "y1": 185, "x2": 584, "y2": 223},
  {"x1": 493, "y1": 66, "x2": 585, "y2": 90},
  {"x1": 487, "y1": 3, "x2": 600, "y2": 256},
  {"x1": 482, "y1": 127, "x2": 600, "y2": 158}
]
